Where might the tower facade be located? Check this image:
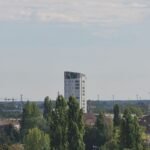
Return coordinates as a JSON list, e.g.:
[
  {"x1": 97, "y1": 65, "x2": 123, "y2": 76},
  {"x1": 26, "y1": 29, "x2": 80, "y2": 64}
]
[{"x1": 64, "y1": 71, "x2": 87, "y2": 113}]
